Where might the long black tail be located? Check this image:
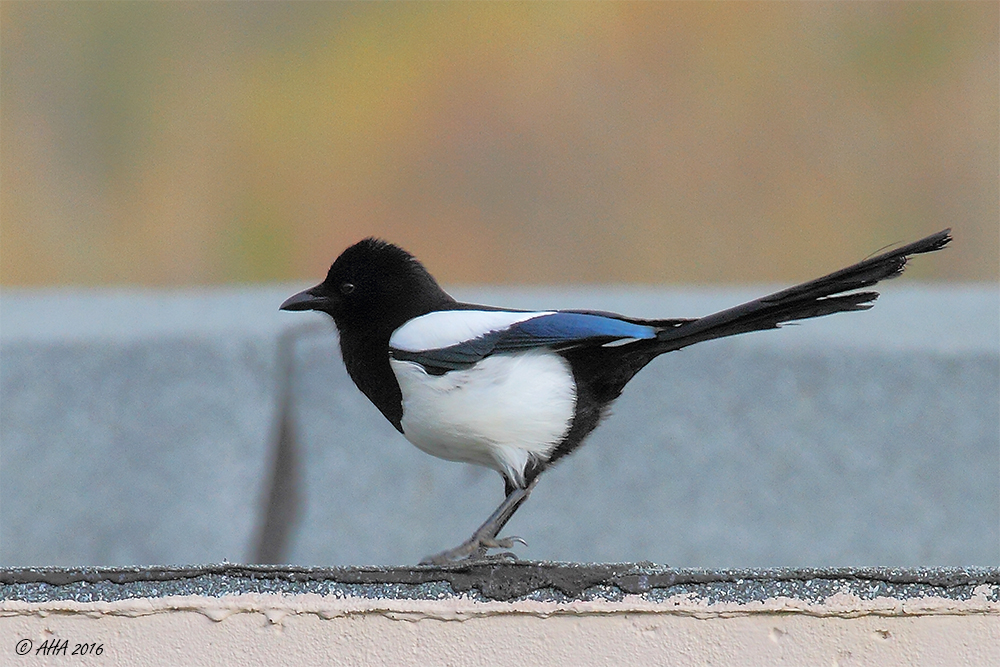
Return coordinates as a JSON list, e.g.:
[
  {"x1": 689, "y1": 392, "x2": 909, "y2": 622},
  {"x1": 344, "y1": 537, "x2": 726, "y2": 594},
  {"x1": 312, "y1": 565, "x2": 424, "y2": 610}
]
[{"x1": 651, "y1": 228, "x2": 952, "y2": 353}]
